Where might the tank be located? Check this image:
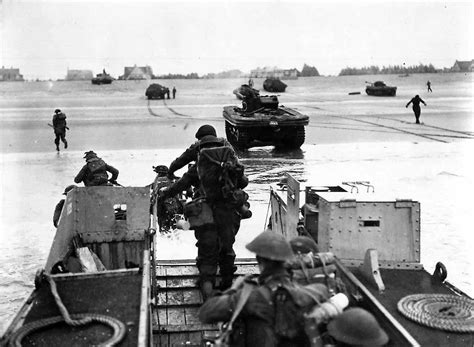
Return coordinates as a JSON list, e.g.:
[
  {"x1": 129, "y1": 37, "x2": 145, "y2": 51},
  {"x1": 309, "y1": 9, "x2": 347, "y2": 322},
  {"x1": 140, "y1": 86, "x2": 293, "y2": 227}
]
[
  {"x1": 365, "y1": 81, "x2": 397, "y2": 96},
  {"x1": 223, "y1": 93, "x2": 309, "y2": 149},
  {"x1": 145, "y1": 83, "x2": 170, "y2": 99},
  {"x1": 263, "y1": 78, "x2": 287, "y2": 92},
  {"x1": 91, "y1": 71, "x2": 114, "y2": 85}
]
